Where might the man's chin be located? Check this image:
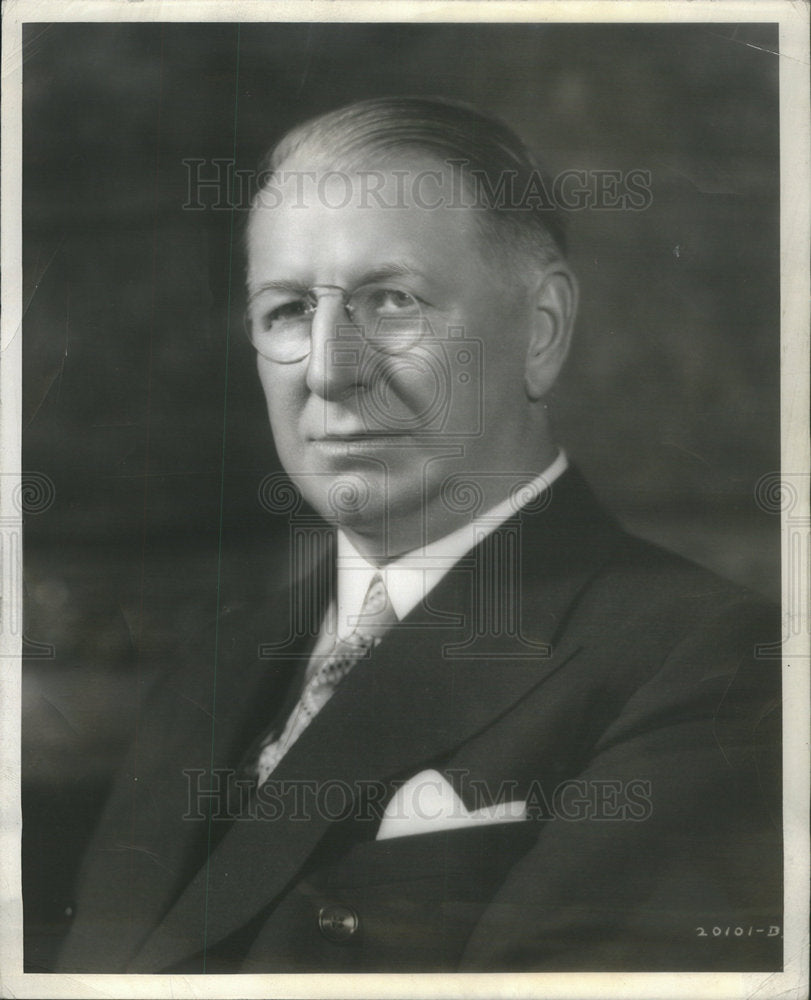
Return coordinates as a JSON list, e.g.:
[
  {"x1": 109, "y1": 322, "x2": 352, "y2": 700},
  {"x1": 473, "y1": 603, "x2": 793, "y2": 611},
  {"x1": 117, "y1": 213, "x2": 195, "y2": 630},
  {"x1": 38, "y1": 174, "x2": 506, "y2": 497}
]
[
  {"x1": 297, "y1": 481, "x2": 389, "y2": 532},
  {"x1": 300, "y1": 484, "x2": 428, "y2": 558}
]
